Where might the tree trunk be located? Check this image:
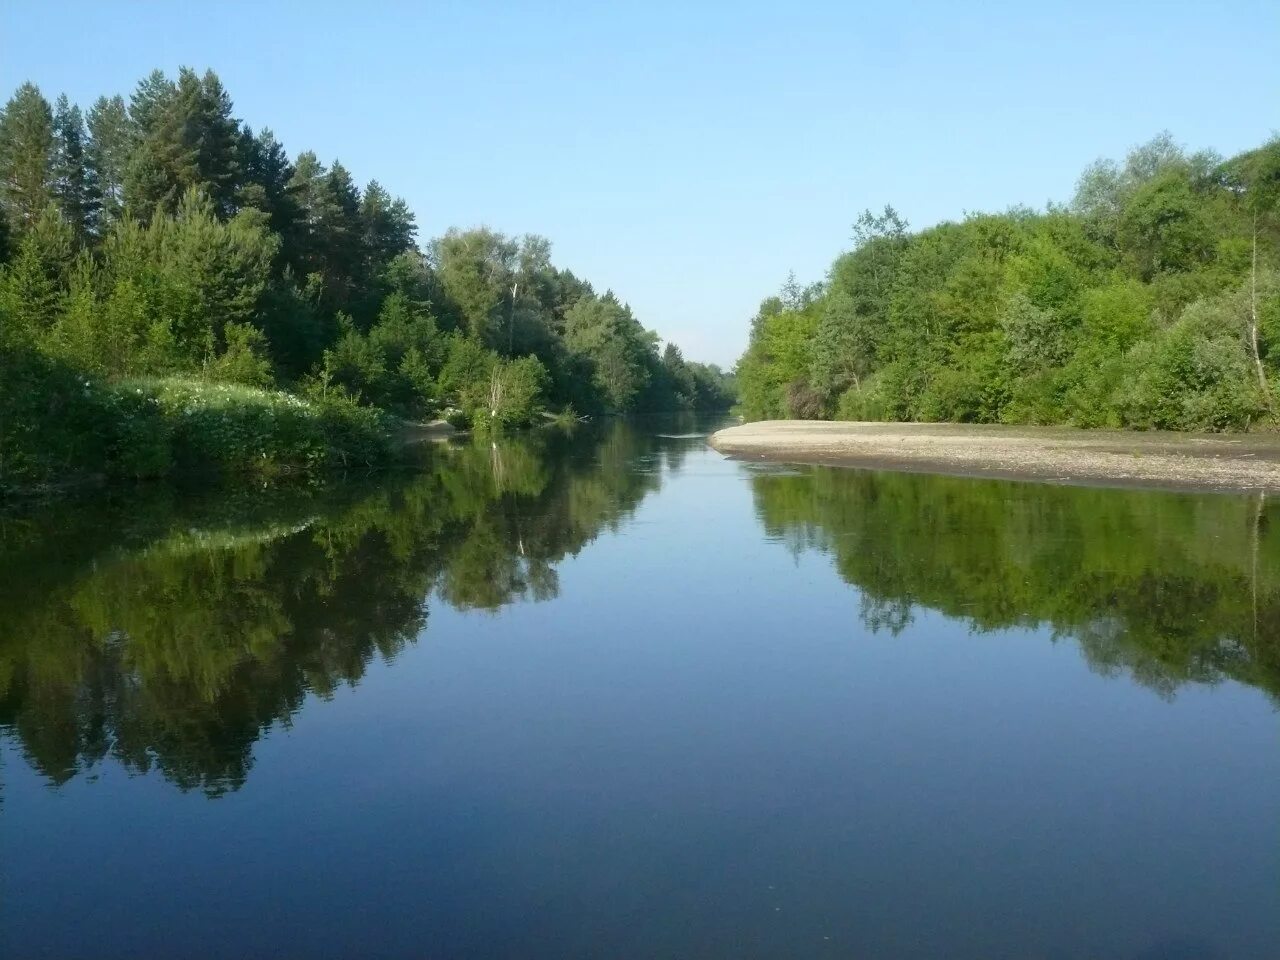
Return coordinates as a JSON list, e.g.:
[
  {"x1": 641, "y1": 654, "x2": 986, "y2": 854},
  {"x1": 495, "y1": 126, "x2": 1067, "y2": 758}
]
[{"x1": 1250, "y1": 215, "x2": 1271, "y2": 408}]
